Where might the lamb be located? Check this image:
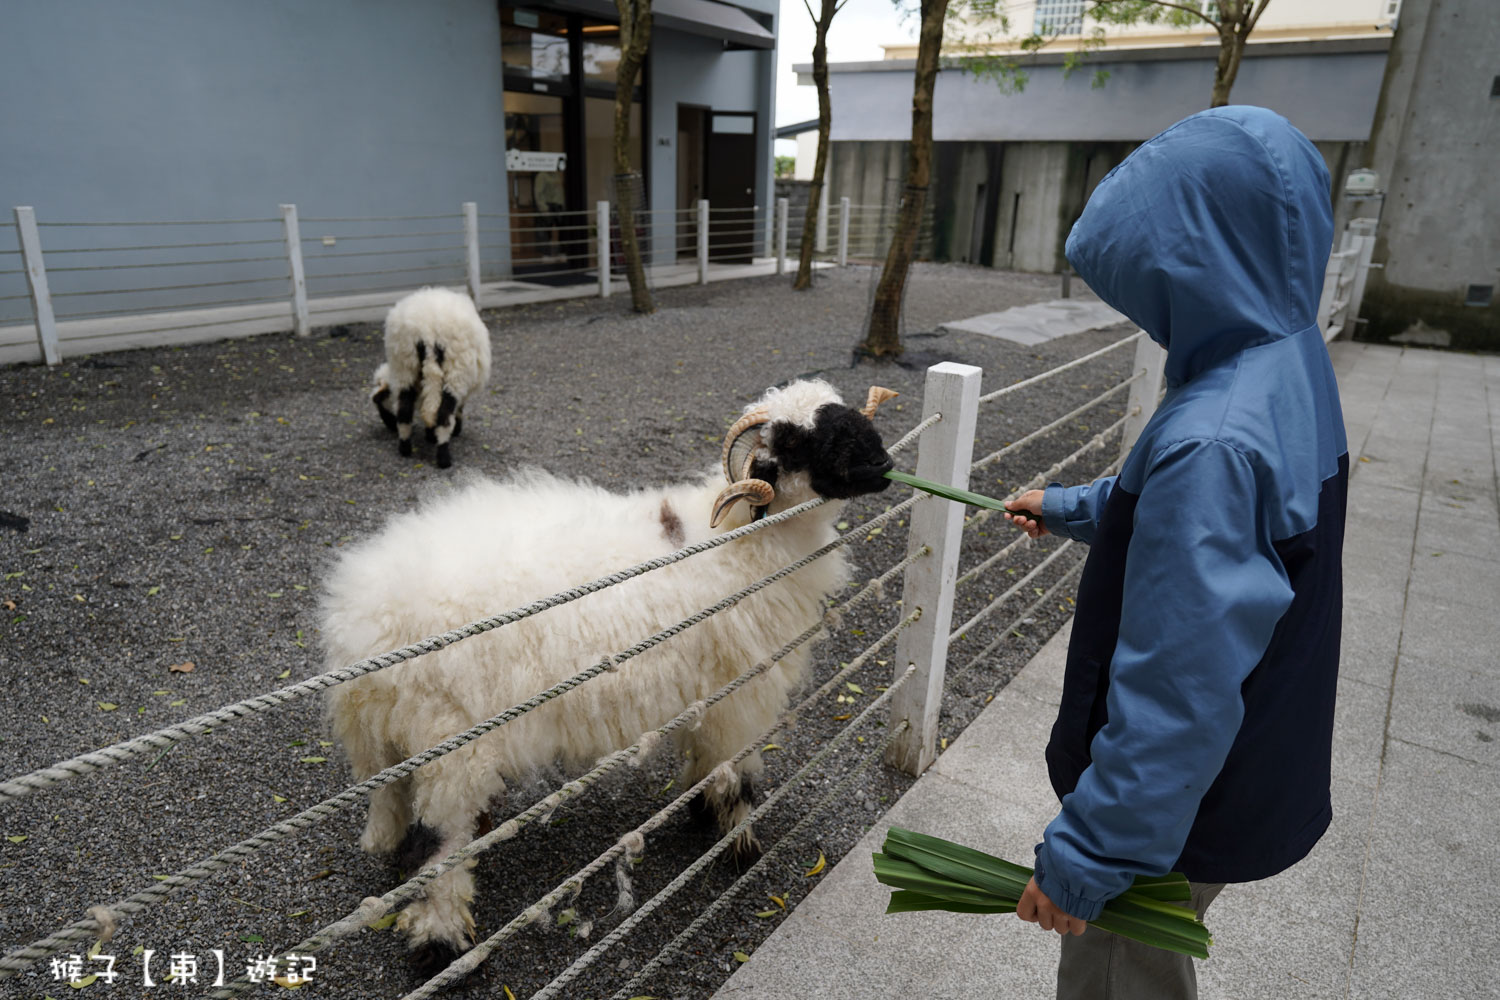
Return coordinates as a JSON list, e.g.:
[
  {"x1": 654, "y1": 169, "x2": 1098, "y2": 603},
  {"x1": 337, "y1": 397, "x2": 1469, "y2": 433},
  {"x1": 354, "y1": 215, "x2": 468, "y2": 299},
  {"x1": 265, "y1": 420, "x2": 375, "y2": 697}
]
[
  {"x1": 369, "y1": 286, "x2": 492, "y2": 468},
  {"x1": 322, "y1": 379, "x2": 898, "y2": 967}
]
